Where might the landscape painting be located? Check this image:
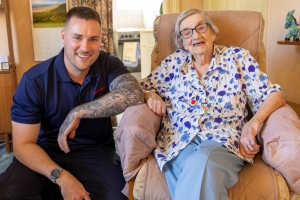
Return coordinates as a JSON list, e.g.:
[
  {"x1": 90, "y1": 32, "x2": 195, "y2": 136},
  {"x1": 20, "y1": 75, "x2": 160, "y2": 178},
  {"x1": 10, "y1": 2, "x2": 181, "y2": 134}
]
[{"x1": 31, "y1": 0, "x2": 67, "y2": 28}]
